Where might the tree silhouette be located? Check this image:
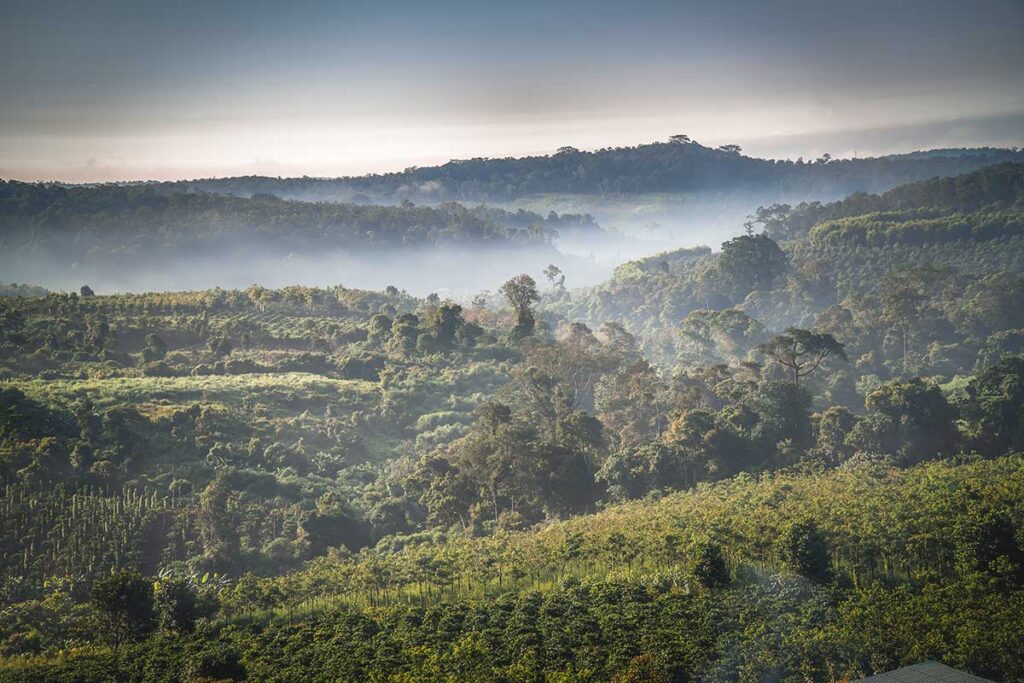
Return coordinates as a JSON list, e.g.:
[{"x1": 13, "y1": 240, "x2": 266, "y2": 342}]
[{"x1": 758, "y1": 328, "x2": 846, "y2": 387}]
